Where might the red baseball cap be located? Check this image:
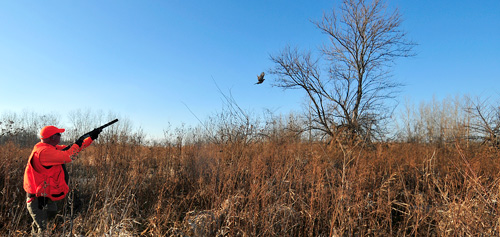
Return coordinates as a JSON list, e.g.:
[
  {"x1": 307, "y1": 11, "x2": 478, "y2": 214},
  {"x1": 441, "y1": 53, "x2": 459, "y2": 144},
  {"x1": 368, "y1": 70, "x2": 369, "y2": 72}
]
[{"x1": 40, "y1": 126, "x2": 65, "y2": 139}]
